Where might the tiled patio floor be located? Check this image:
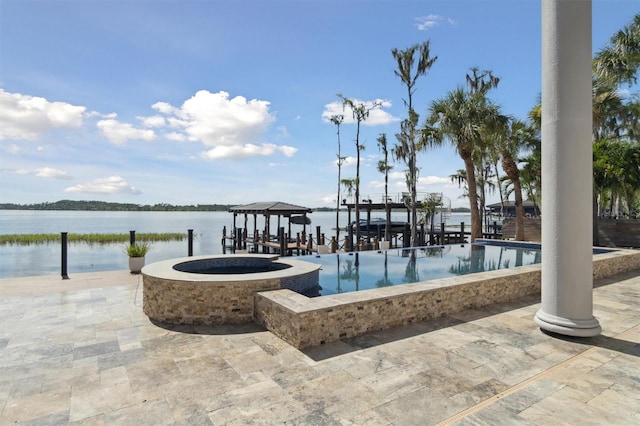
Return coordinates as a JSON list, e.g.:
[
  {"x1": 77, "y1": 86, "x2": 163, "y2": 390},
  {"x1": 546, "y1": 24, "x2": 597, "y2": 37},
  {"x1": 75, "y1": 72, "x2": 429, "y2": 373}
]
[{"x1": 0, "y1": 269, "x2": 638, "y2": 425}]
